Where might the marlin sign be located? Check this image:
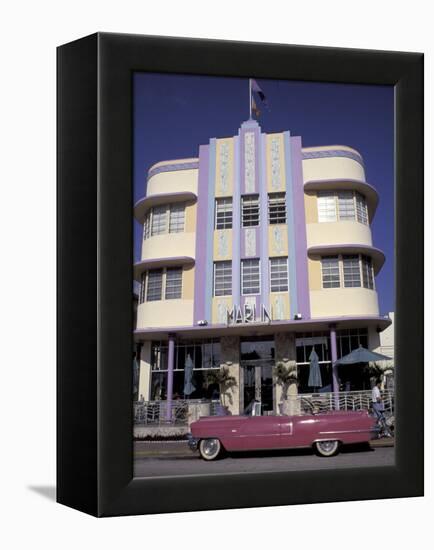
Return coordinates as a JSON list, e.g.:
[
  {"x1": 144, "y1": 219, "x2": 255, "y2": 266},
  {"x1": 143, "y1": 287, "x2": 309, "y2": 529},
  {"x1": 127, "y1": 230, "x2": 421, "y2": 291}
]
[{"x1": 226, "y1": 304, "x2": 272, "y2": 326}]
